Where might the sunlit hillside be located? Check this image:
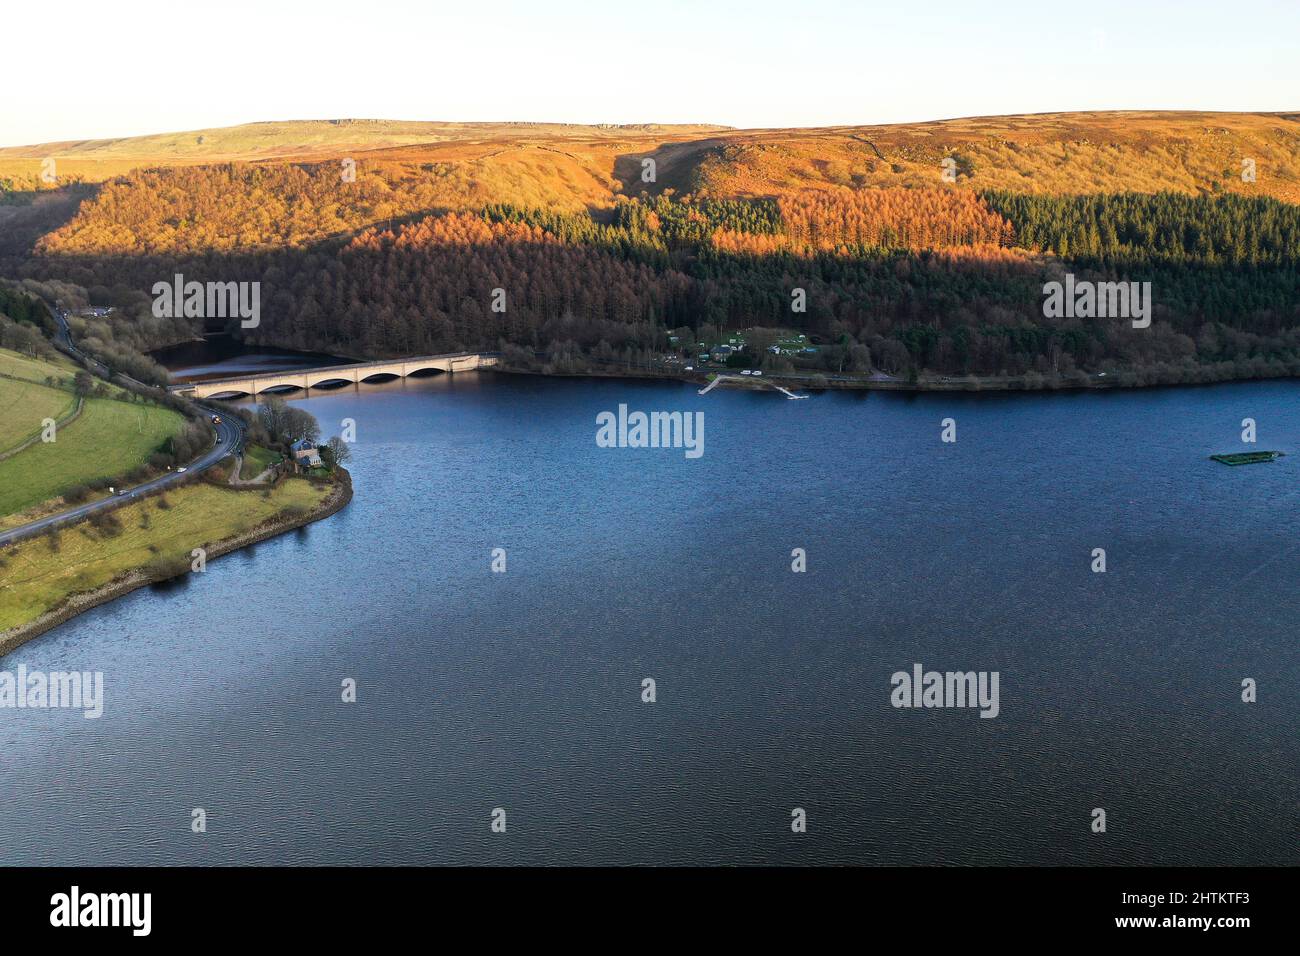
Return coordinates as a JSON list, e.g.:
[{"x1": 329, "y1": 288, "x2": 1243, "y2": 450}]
[
  {"x1": 0, "y1": 119, "x2": 732, "y2": 194},
  {"x1": 3, "y1": 111, "x2": 1297, "y2": 199},
  {"x1": 3, "y1": 111, "x2": 1298, "y2": 392},
  {"x1": 6, "y1": 111, "x2": 1297, "y2": 260},
  {"x1": 0, "y1": 118, "x2": 733, "y2": 160},
  {"x1": 1, "y1": 110, "x2": 1294, "y2": 264}
]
